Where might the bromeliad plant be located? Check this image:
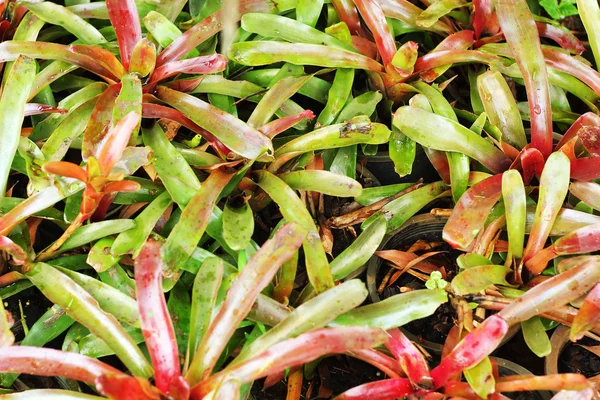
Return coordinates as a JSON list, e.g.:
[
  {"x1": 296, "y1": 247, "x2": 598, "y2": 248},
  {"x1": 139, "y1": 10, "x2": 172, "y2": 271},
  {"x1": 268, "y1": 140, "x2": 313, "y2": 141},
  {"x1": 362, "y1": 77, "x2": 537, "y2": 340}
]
[
  {"x1": 0, "y1": 0, "x2": 600, "y2": 398},
  {"x1": 0, "y1": 226, "x2": 394, "y2": 399}
]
